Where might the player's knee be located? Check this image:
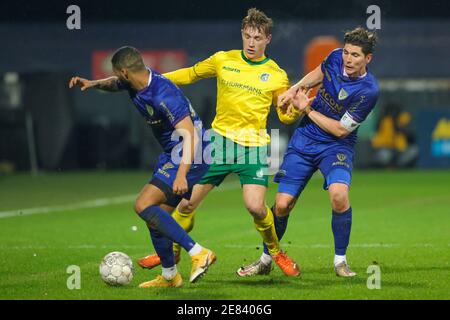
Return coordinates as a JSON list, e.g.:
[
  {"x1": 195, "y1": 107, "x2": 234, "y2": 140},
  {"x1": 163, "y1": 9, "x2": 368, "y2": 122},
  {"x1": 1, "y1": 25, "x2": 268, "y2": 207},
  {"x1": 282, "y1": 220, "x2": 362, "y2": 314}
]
[
  {"x1": 134, "y1": 201, "x2": 144, "y2": 214},
  {"x1": 245, "y1": 202, "x2": 266, "y2": 219},
  {"x1": 275, "y1": 199, "x2": 294, "y2": 217},
  {"x1": 134, "y1": 198, "x2": 152, "y2": 215},
  {"x1": 178, "y1": 199, "x2": 195, "y2": 214},
  {"x1": 330, "y1": 192, "x2": 349, "y2": 213}
]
